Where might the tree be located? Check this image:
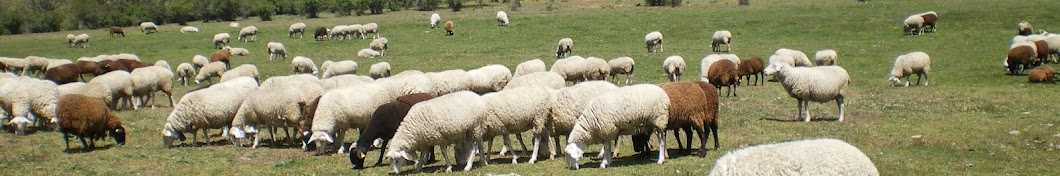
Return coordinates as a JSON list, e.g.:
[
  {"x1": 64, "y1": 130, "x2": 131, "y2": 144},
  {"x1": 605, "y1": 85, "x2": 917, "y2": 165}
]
[{"x1": 301, "y1": 0, "x2": 324, "y2": 18}]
